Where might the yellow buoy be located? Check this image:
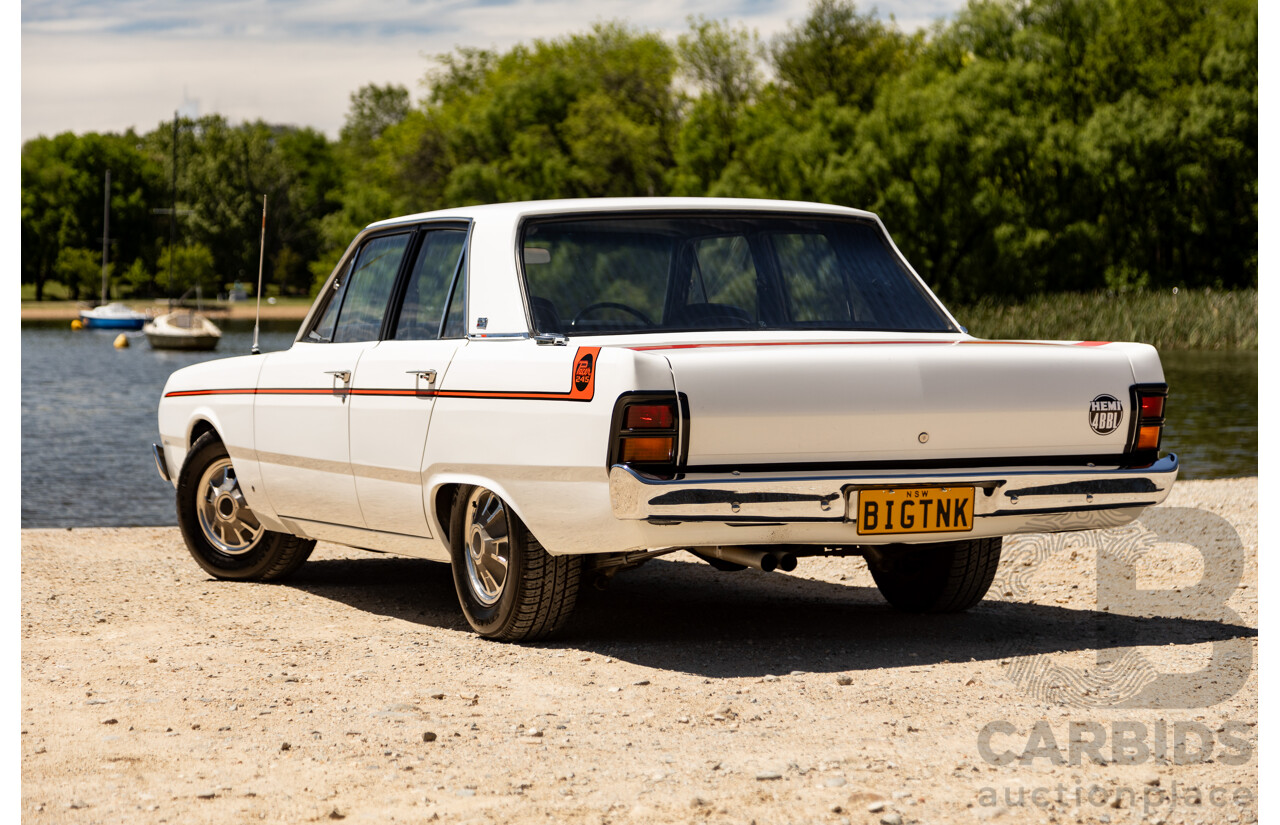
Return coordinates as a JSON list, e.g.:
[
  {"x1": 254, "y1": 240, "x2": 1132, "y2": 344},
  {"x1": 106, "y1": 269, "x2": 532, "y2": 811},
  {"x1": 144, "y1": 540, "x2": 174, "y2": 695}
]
[
  {"x1": 113, "y1": 333, "x2": 130, "y2": 349},
  {"x1": 70, "y1": 319, "x2": 83, "y2": 330}
]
